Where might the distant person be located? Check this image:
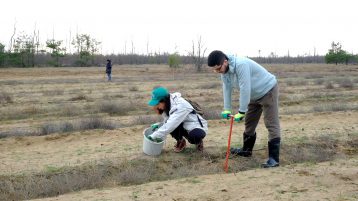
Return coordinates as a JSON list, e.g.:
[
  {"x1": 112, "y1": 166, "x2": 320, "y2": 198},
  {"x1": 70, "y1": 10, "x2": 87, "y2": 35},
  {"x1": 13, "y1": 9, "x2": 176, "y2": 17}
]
[
  {"x1": 207, "y1": 50, "x2": 281, "y2": 168},
  {"x1": 105, "y1": 59, "x2": 112, "y2": 81},
  {"x1": 147, "y1": 87, "x2": 208, "y2": 152}
]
